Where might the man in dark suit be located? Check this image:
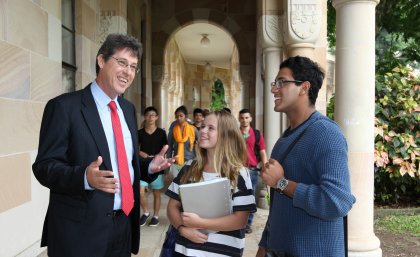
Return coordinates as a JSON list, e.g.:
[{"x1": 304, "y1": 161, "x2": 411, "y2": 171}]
[{"x1": 32, "y1": 34, "x2": 174, "y2": 257}]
